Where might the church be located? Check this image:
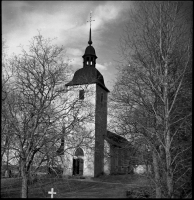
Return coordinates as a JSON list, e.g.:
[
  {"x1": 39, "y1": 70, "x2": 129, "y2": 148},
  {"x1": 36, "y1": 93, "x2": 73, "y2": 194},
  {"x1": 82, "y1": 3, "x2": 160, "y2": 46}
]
[{"x1": 57, "y1": 18, "x2": 133, "y2": 178}]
